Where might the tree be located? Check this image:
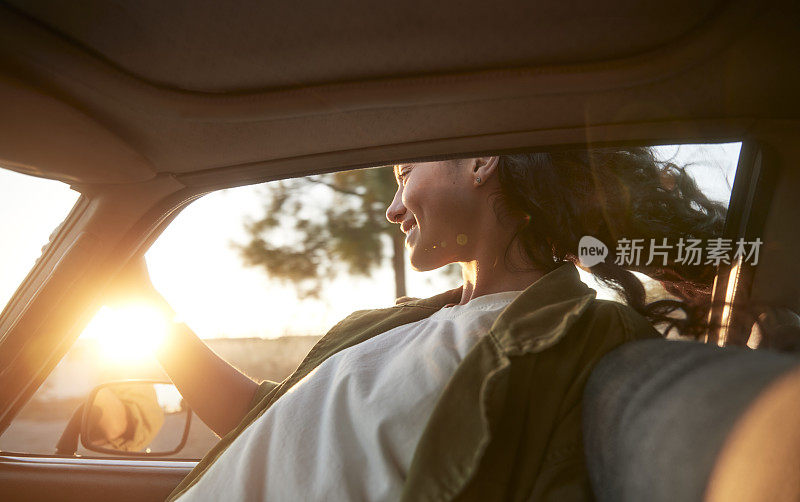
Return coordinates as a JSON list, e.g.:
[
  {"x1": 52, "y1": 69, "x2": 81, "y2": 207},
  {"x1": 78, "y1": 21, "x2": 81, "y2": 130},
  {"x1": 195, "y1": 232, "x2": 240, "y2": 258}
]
[{"x1": 236, "y1": 166, "x2": 410, "y2": 300}]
